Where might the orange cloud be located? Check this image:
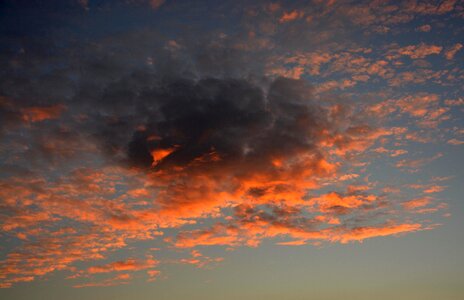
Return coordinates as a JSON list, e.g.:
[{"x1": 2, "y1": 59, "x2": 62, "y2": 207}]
[
  {"x1": 151, "y1": 147, "x2": 176, "y2": 166},
  {"x1": 331, "y1": 223, "x2": 422, "y2": 243},
  {"x1": 369, "y1": 94, "x2": 450, "y2": 128},
  {"x1": 172, "y1": 214, "x2": 424, "y2": 249},
  {"x1": 309, "y1": 192, "x2": 376, "y2": 213},
  {"x1": 403, "y1": 0, "x2": 456, "y2": 15},
  {"x1": 0, "y1": 75, "x2": 451, "y2": 288},
  {"x1": 447, "y1": 139, "x2": 464, "y2": 145},
  {"x1": 74, "y1": 273, "x2": 132, "y2": 288},
  {"x1": 279, "y1": 10, "x2": 304, "y2": 23},
  {"x1": 444, "y1": 43, "x2": 463, "y2": 60},
  {"x1": 20, "y1": 104, "x2": 65, "y2": 122},
  {"x1": 423, "y1": 185, "x2": 445, "y2": 194},
  {"x1": 277, "y1": 240, "x2": 307, "y2": 246},
  {"x1": 402, "y1": 197, "x2": 432, "y2": 210},
  {"x1": 388, "y1": 43, "x2": 442, "y2": 59},
  {"x1": 396, "y1": 153, "x2": 443, "y2": 171},
  {"x1": 87, "y1": 258, "x2": 158, "y2": 274},
  {"x1": 146, "y1": 270, "x2": 160, "y2": 282},
  {"x1": 177, "y1": 250, "x2": 224, "y2": 268}
]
